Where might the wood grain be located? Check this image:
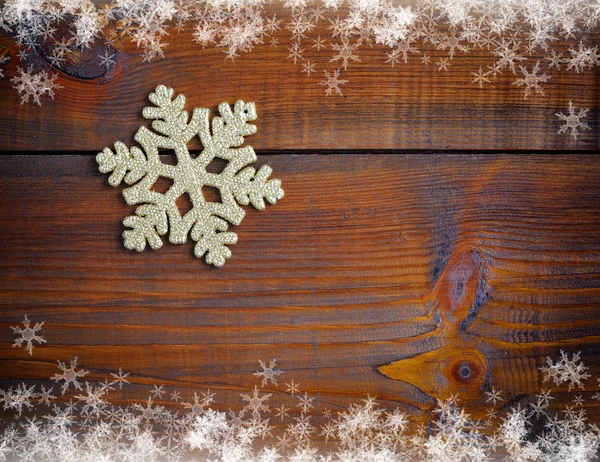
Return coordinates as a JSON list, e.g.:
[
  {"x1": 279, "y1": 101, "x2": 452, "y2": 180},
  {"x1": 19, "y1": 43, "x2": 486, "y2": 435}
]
[
  {"x1": 1, "y1": 154, "x2": 600, "y2": 424},
  {"x1": 0, "y1": 12, "x2": 598, "y2": 152}
]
